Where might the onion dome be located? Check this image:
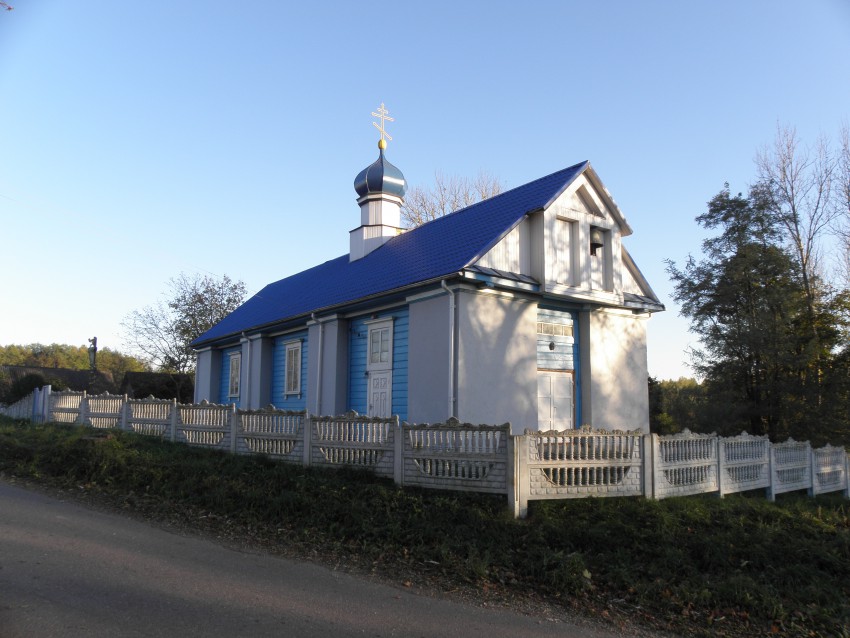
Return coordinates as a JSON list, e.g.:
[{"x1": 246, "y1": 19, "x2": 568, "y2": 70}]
[{"x1": 354, "y1": 140, "x2": 407, "y2": 200}]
